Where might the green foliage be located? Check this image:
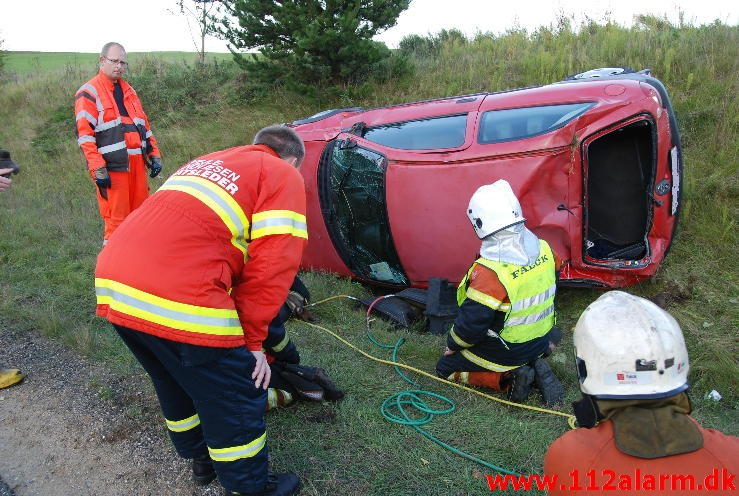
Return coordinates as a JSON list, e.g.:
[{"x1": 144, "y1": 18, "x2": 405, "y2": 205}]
[
  {"x1": 31, "y1": 105, "x2": 72, "y2": 157},
  {"x1": 217, "y1": 0, "x2": 410, "y2": 90},
  {"x1": 0, "y1": 35, "x2": 5, "y2": 75}
]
